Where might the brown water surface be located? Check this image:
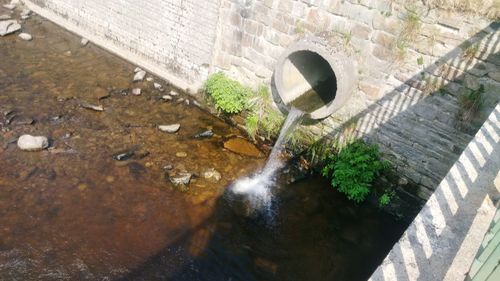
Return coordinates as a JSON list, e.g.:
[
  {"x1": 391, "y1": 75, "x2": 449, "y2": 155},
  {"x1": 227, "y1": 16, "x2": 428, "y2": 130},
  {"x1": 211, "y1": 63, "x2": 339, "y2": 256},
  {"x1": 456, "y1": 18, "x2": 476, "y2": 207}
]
[{"x1": 0, "y1": 9, "x2": 407, "y2": 281}]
